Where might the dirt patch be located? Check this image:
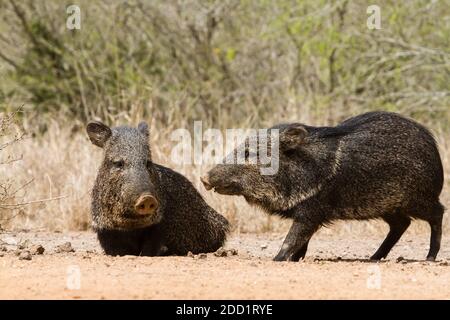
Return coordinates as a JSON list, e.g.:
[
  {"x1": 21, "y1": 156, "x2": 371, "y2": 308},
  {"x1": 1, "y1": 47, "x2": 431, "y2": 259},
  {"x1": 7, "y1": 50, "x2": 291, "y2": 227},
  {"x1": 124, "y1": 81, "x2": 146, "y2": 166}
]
[{"x1": 0, "y1": 231, "x2": 449, "y2": 299}]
